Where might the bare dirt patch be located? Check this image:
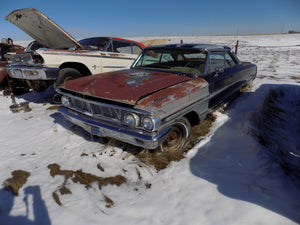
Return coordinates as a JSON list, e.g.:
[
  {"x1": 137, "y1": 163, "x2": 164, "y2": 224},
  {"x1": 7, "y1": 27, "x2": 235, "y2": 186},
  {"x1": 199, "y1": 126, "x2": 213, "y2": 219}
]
[
  {"x1": 3, "y1": 170, "x2": 30, "y2": 195},
  {"x1": 47, "y1": 163, "x2": 126, "y2": 206}
]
